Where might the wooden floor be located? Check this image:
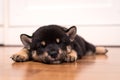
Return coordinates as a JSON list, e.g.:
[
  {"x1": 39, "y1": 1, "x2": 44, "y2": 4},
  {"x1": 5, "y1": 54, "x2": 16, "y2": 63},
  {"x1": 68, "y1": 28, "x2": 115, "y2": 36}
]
[{"x1": 0, "y1": 47, "x2": 120, "y2": 80}]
